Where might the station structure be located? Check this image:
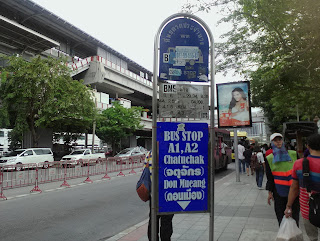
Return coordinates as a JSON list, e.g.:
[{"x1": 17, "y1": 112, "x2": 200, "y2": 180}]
[{"x1": 0, "y1": 0, "x2": 154, "y2": 149}]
